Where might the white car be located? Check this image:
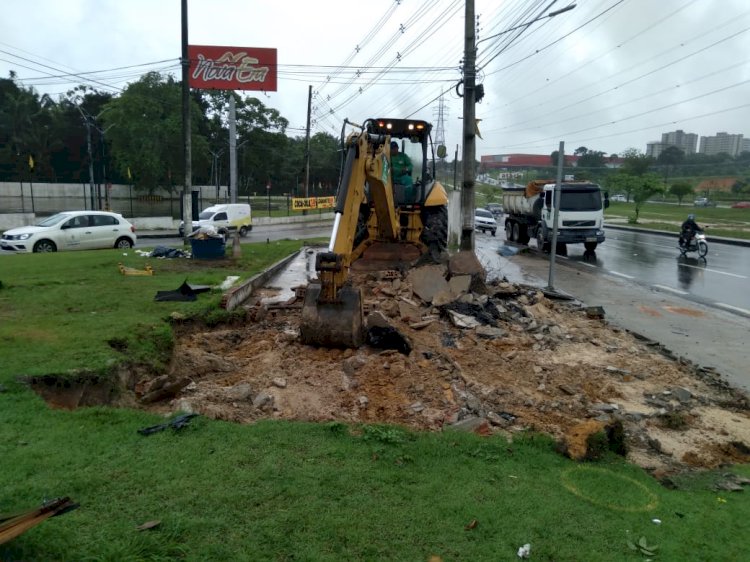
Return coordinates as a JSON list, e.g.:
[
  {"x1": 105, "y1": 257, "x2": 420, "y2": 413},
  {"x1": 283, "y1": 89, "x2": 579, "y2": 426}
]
[
  {"x1": 610, "y1": 194, "x2": 627, "y2": 202},
  {"x1": 0, "y1": 211, "x2": 137, "y2": 253},
  {"x1": 474, "y1": 208, "x2": 497, "y2": 236}
]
